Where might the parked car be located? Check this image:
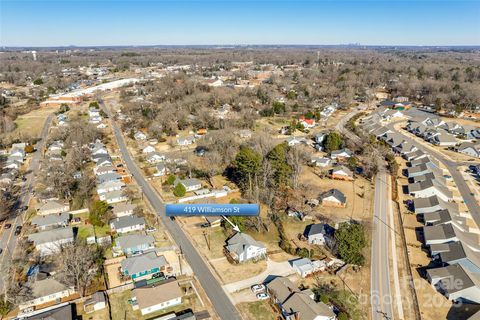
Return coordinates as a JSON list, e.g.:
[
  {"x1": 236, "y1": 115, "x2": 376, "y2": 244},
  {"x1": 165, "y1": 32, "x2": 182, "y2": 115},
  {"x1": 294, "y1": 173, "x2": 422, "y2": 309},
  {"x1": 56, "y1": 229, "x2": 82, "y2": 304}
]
[
  {"x1": 71, "y1": 217, "x2": 82, "y2": 225},
  {"x1": 14, "y1": 226, "x2": 22, "y2": 236},
  {"x1": 0, "y1": 248, "x2": 3, "y2": 255},
  {"x1": 256, "y1": 293, "x2": 269, "y2": 300},
  {"x1": 251, "y1": 284, "x2": 265, "y2": 294},
  {"x1": 200, "y1": 223, "x2": 210, "y2": 228},
  {"x1": 4, "y1": 224, "x2": 12, "y2": 229},
  {"x1": 146, "y1": 227, "x2": 157, "y2": 233}
]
